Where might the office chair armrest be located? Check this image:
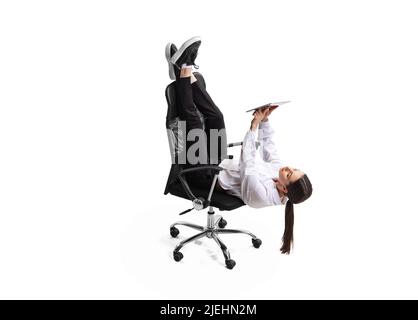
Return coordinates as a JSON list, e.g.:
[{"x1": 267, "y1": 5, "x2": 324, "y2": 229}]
[
  {"x1": 227, "y1": 141, "x2": 260, "y2": 148},
  {"x1": 227, "y1": 141, "x2": 260, "y2": 159},
  {"x1": 177, "y1": 165, "x2": 223, "y2": 206},
  {"x1": 179, "y1": 165, "x2": 223, "y2": 176},
  {"x1": 227, "y1": 141, "x2": 243, "y2": 147}
]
